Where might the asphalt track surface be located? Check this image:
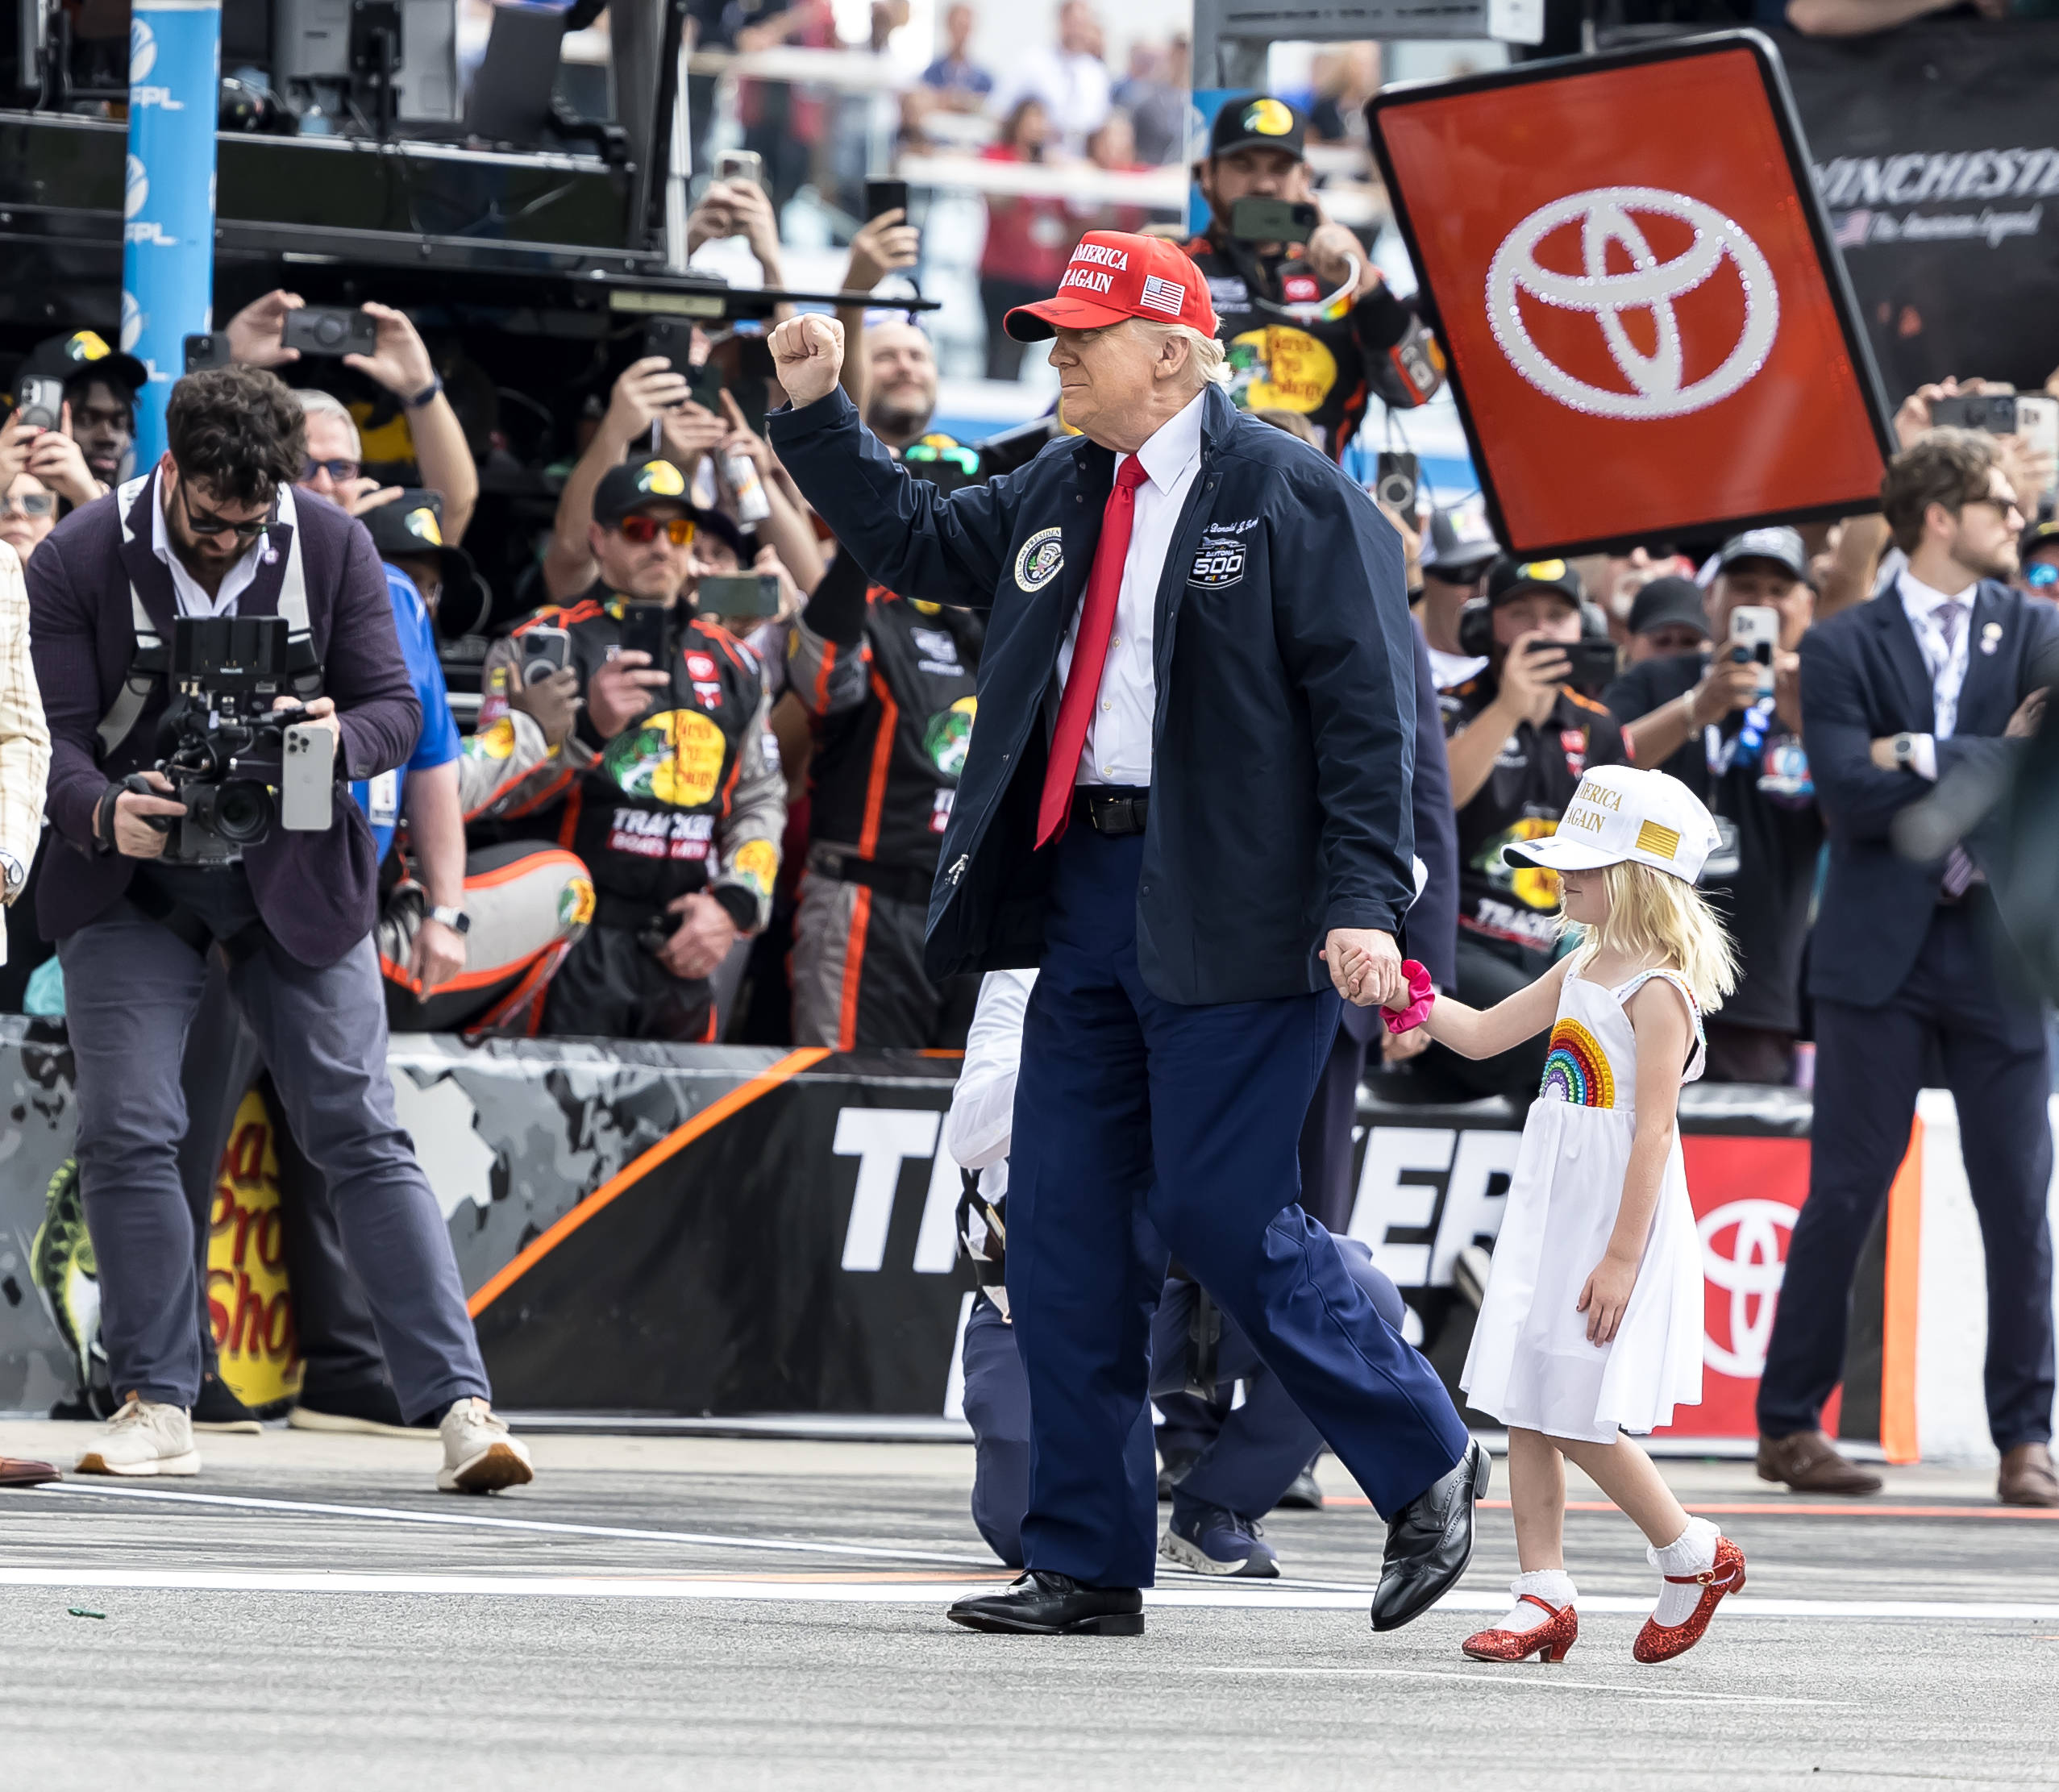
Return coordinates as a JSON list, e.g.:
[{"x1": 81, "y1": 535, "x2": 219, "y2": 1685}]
[{"x1": 2, "y1": 1422, "x2": 2056, "y2": 1790}]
